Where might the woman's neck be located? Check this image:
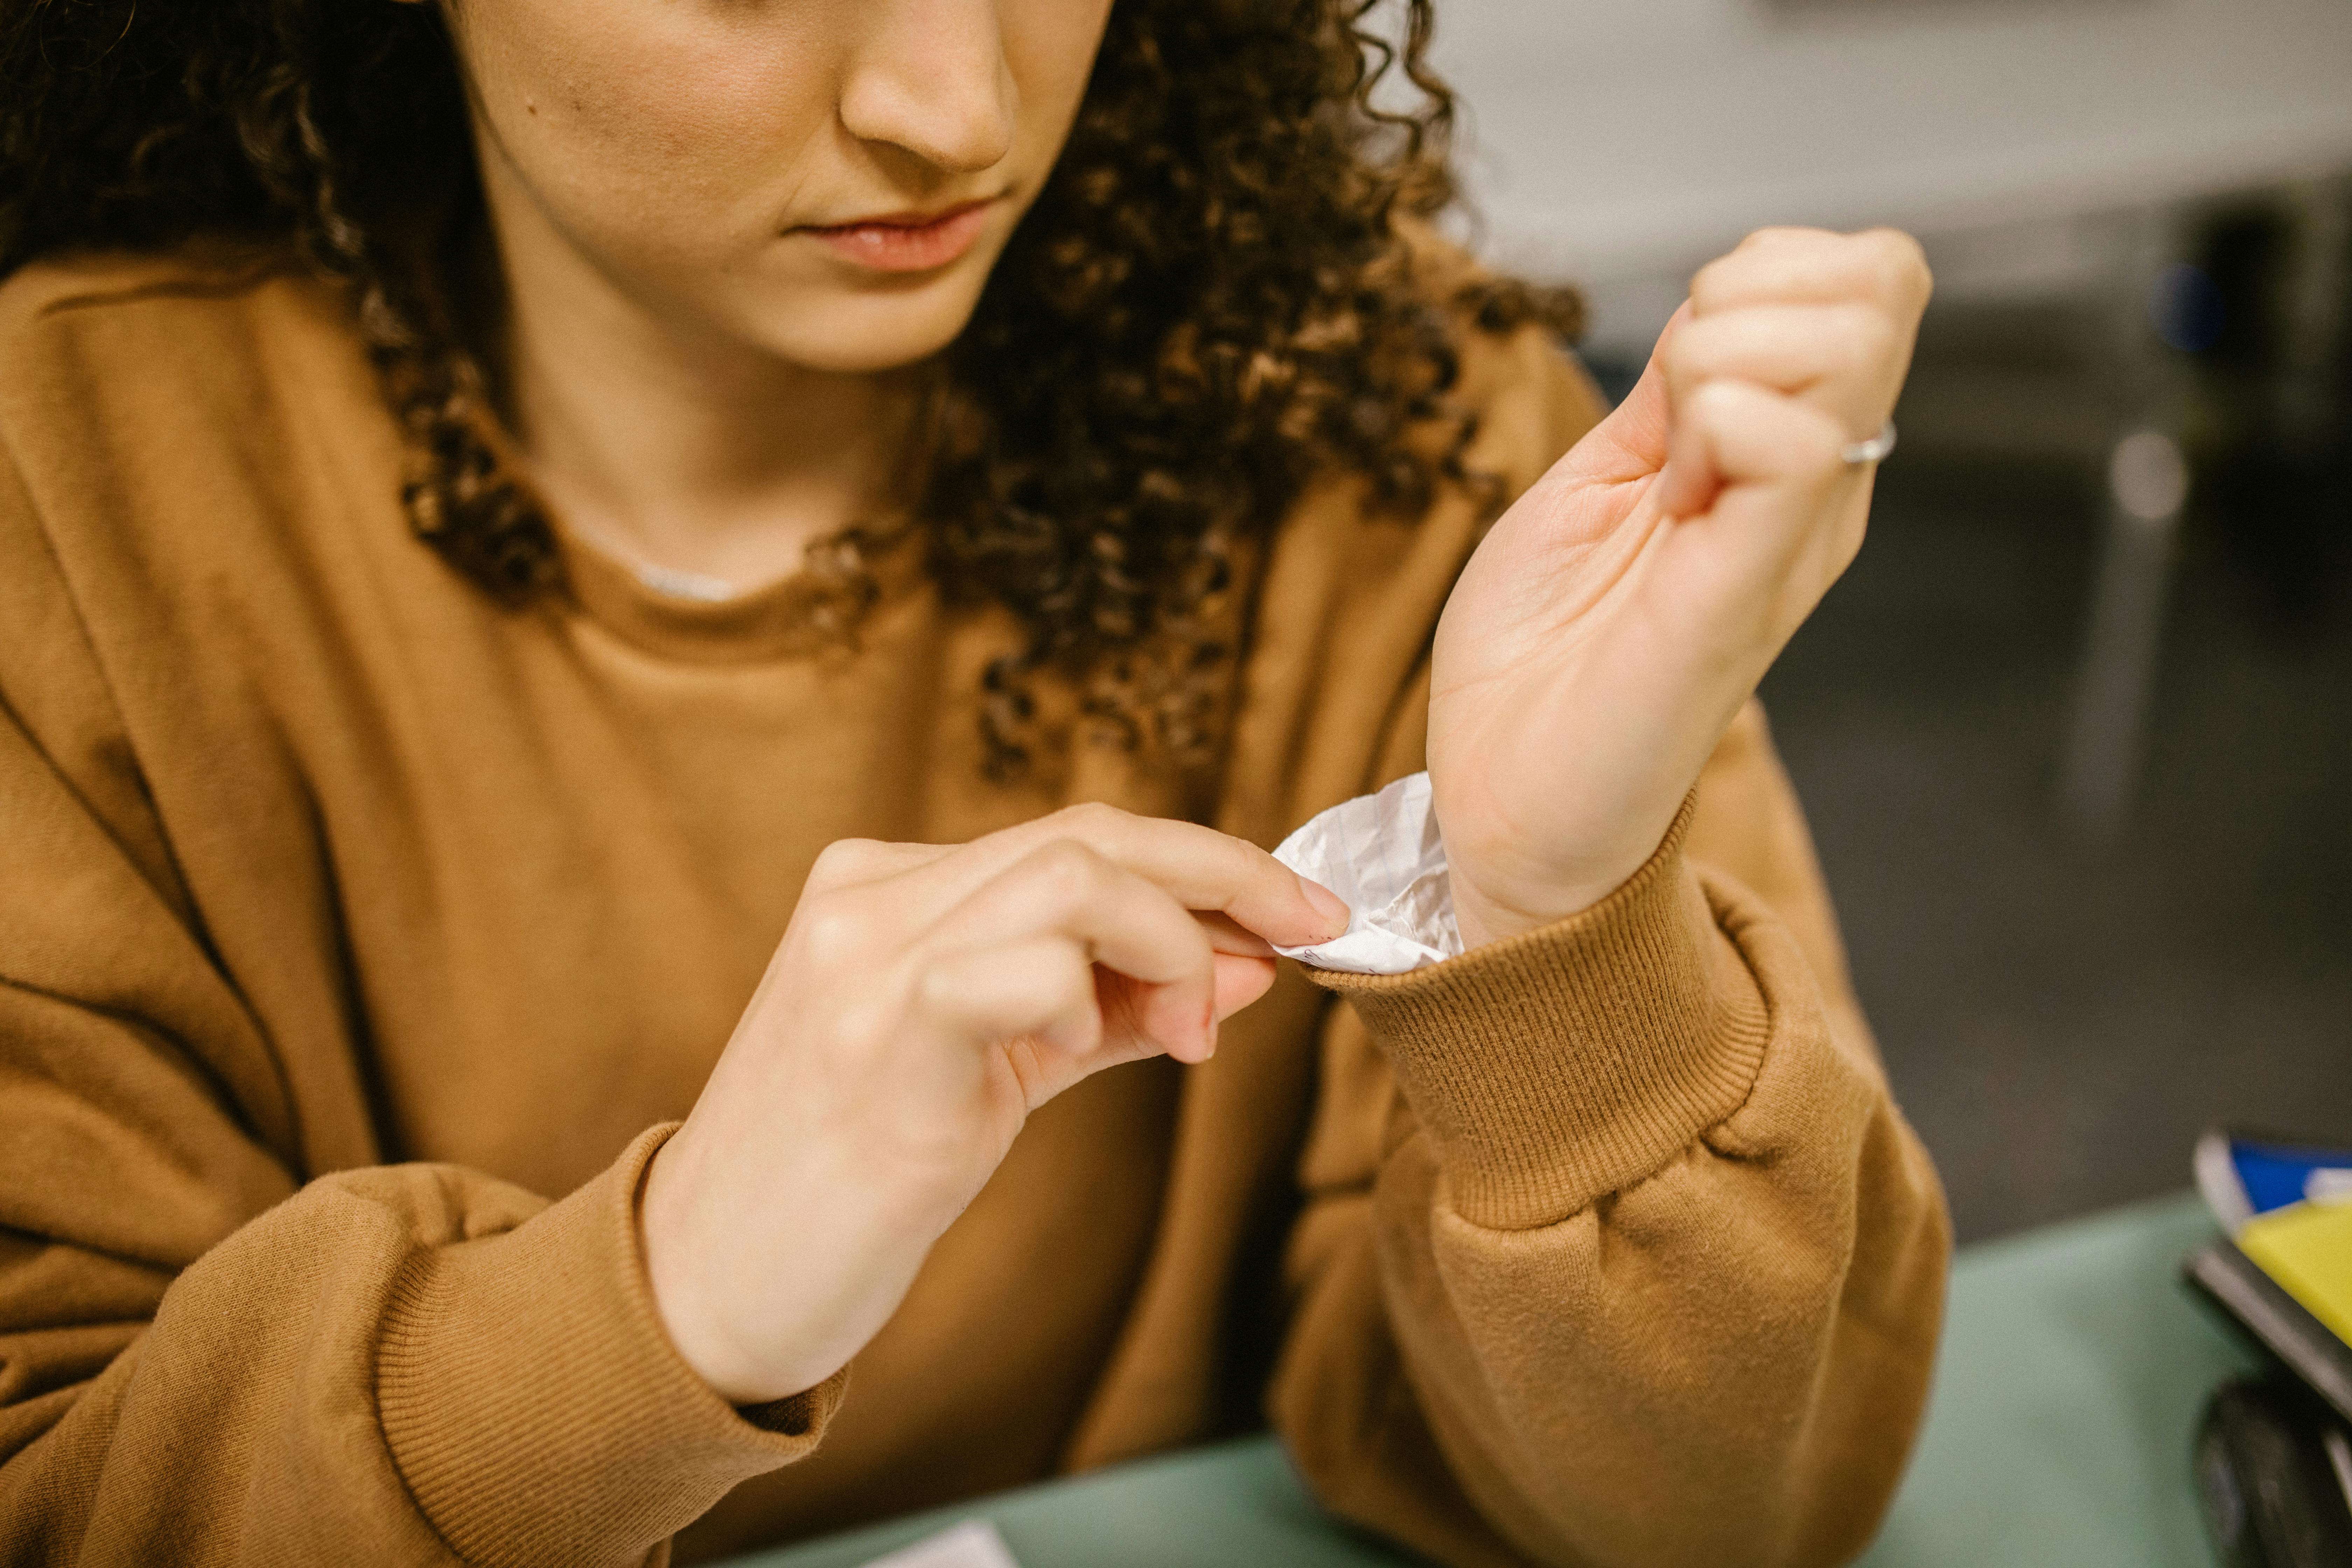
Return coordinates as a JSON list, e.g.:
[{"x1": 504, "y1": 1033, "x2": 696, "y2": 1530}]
[{"x1": 491, "y1": 202, "x2": 919, "y2": 596}]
